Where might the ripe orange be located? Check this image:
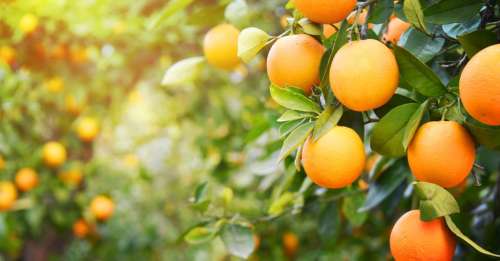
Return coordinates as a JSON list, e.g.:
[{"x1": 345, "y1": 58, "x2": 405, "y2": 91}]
[
  {"x1": 267, "y1": 34, "x2": 324, "y2": 93},
  {"x1": 383, "y1": 17, "x2": 411, "y2": 44},
  {"x1": 42, "y1": 142, "x2": 67, "y2": 168},
  {"x1": 44, "y1": 77, "x2": 64, "y2": 92},
  {"x1": 390, "y1": 210, "x2": 455, "y2": 261},
  {"x1": 15, "y1": 168, "x2": 38, "y2": 192},
  {"x1": 0, "y1": 155, "x2": 5, "y2": 171},
  {"x1": 293, "y1": 0, "x2": 356, "y2": 24},
  {"x1": 58, "y1": 168, "x2": 83, "y2": 186},
  {"x1": 65, "y1": 95, "x2": 84, "y2": 116},
  {"x1": 0, "y1": 181, "x2": 17, "y2": 211},
  {"x1": 19, "y1": 14, "x2": 38, "y2": 34},
  {"x1": 329, "y1": 39, "x2": 399, "y2": 111},
  {"x1": 90, "y1": 195, "x2": 114, "y2": 221},
  {"x1": 73, "y1": 219, "x2": 90, "y2": 238},
  {"x1": 282, "y1": 232, "x2": 299, "y2": 257},
  {"x1": 408, "y1": 121, "x2": 475, "y2": 188},
  {"x1": 302, "y1": 126, "x2": 365, "y2": 189},
  {"x1": 76, "y1": 117, "x2": 100, "y2": 142},
  {"x1": 323, "y1": 24, "x2": 339, "y2": 38},
  {"x1": 0, "y1": 46, "x2": 16, "y2": 65},
  {"x1": 203, "y1": 24, "x2": 240, "y2": 70},
  {"x1": 459, "y1": 44, "x2": 500, "y2": 126}
]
